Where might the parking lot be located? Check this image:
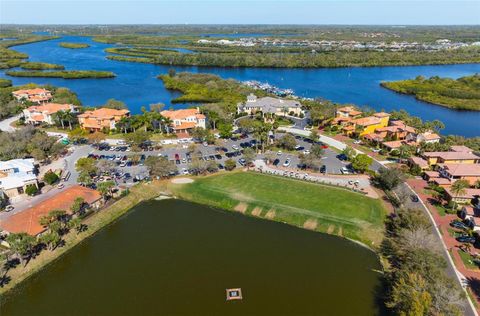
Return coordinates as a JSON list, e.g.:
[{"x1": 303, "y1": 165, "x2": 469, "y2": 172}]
[{"x1": 88, "y1": 132, "x2": 352, "y2": 179}]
